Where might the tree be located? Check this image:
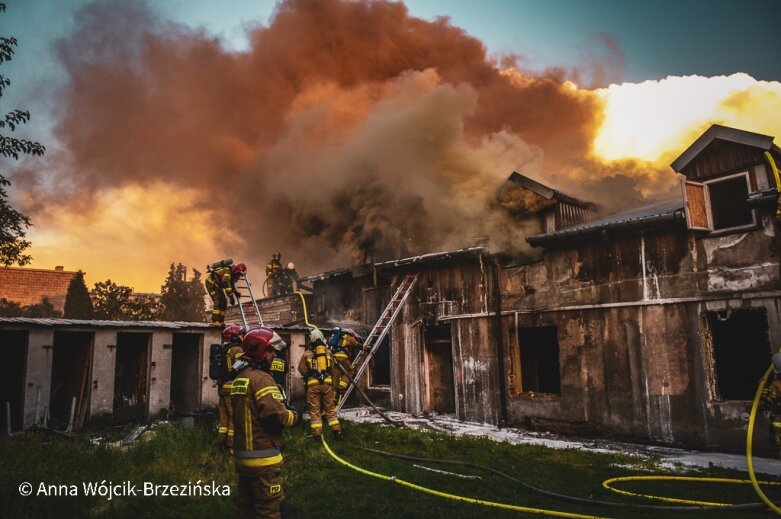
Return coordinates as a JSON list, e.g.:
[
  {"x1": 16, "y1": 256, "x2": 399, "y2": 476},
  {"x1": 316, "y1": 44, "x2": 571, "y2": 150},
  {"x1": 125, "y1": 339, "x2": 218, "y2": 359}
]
[
  {"x1": 0, "y1": 296, "x2": 61, "y2": 317},
  {"x1": 159, "y1": 263, "x2": 206, "y2": 322},
  {"x1": 63, "y1": 270, "x2": 94, "y2": 319},
  {"x1": 92, "y1": 279, "x2": 160, "y2": 321},
  {"x1": 0, "y1": 3, "x2": 44, "y2": 267}
]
